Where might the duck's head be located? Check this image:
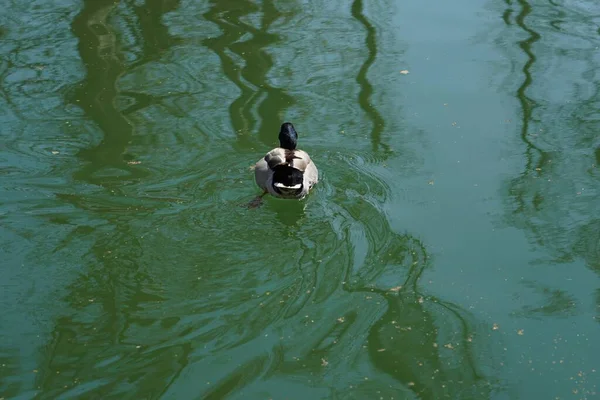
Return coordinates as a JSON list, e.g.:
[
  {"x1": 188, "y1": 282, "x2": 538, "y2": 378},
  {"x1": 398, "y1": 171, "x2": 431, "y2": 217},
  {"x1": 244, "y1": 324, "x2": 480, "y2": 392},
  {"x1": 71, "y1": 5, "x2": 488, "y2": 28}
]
[{"x1": 279, "y1": 122, "x2": 298, "y2": 150}]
